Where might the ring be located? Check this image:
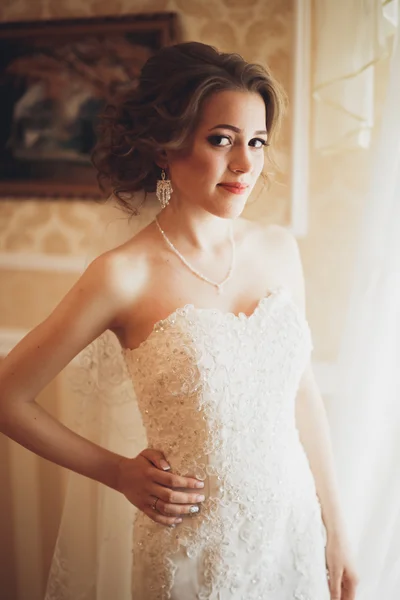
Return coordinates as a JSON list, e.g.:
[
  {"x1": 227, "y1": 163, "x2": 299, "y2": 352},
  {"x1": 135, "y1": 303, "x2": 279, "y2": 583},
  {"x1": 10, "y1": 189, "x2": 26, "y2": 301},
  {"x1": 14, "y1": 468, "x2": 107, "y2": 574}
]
[{"x1": 152, "y1": 497, "x2": 159, "y2": 511}]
